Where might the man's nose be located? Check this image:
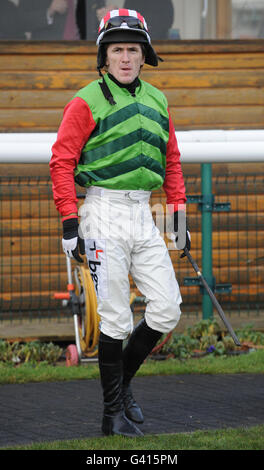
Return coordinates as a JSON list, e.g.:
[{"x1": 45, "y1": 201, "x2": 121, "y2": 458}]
[{"x1": 121, "y1": 50, "x2": 130, "y2": 62}]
